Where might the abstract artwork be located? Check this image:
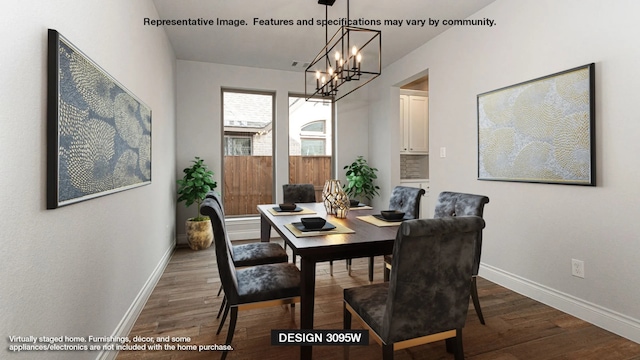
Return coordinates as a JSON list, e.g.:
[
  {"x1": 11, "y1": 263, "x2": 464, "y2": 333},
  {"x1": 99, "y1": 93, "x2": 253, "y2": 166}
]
[
  {"x1": 477, "y1": 63, "x2": 595, "y2": 186},
  {"x1": 47, "y1": 29, "x2": 151, "y2": 209}
]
